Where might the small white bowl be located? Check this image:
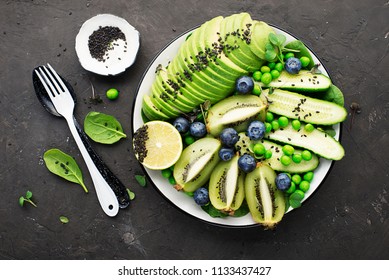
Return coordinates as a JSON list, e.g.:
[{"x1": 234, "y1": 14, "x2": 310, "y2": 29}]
[{"x1": 75, "y1": 14, "x2": 140, "y2": 76}]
